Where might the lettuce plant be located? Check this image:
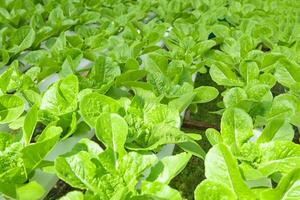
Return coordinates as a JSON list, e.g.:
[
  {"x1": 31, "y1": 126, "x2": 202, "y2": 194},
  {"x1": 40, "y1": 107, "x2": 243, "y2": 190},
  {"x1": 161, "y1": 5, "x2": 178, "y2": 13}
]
[
  {"x1": 195, "y1": 107, "x2": 300, "y2": 199},
  {"x1": 55, "y1": 138, "x2": 191, "y2": 200}
]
